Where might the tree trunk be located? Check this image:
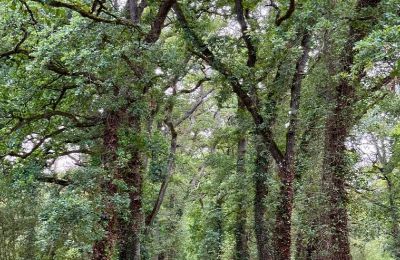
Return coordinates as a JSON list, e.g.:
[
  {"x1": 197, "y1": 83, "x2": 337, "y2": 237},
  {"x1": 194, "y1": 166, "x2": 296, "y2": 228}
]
[
  {"x1": 386, "y1": 176, "x2": 400, "y2": 258},
  {"x1": 273, "y1": 29, "x2": 311, "y2": 260},
  {"x1": 321, "y1": 110, "x2": 351, "y2": 259},
  {"x1": 119, "y1": 116, "x2": 144, "y2": 260},
  {"x1": 92, "y1": 109, "x2": 144, "y2": 260},
  {"x1": 92, "y1": 111, "x2": 122, "y2": 260},
  {"x1": 235, "y1": 127, "x2": 249, "y2": 260},
  {"x1": 318, "y1": 1, "x2": 383, "y2": 258},
  {"x1": 274, "y1": 164, "x2": 295, "y2": 260},
  {"x1": 253, "y1": 139, "x2": 272, "y2": 260}
]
